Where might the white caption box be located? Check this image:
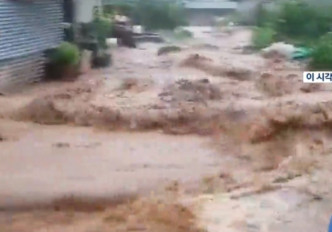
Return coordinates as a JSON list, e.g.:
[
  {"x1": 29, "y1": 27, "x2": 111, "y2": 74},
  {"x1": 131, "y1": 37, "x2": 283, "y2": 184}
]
[{"x1": 303, "y1": 72, "x2": 332, "y2": 83}]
